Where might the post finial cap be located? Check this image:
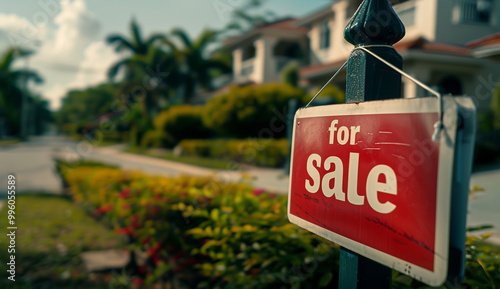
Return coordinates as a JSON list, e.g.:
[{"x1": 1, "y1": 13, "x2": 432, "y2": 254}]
[{"x1": 344, "y1": 0, "x2": 405, "y2": 46}]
